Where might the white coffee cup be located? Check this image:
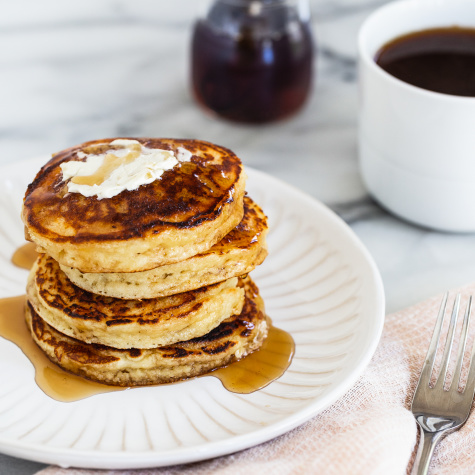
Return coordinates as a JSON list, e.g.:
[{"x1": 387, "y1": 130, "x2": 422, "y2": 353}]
[{"x1": 358, "y1": 0, "x2": 475, "y2": 232}]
